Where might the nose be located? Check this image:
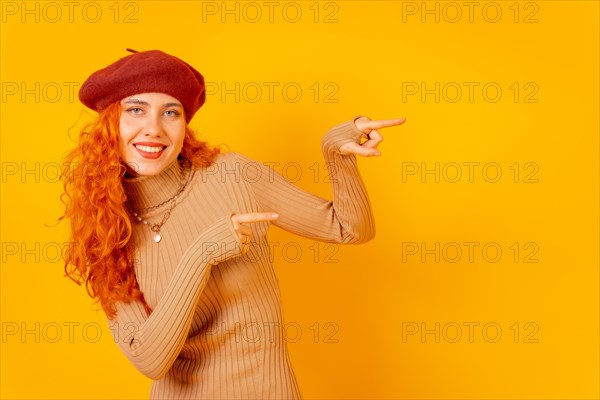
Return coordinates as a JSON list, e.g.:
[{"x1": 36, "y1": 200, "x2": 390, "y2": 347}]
[{"x1": 143, "y1": 113, "x2": 162, "y2": 137}]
